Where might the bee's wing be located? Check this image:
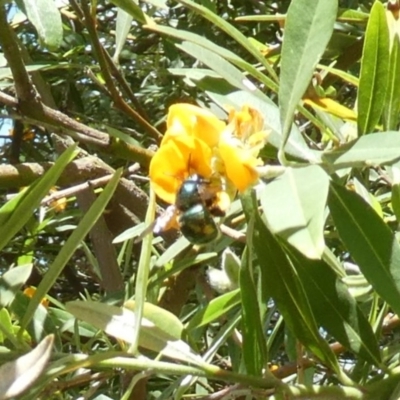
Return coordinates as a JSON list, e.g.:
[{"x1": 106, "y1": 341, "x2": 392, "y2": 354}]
[
  {"x1": 198, "y1": 184, "x2": 218, "y2": 203},
  {"x1": 154, "y1": 205, "x2": 178, "y2": 233},
  {"x1": 135, "y1": 205, "x2": 178, "y2": 243}
]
